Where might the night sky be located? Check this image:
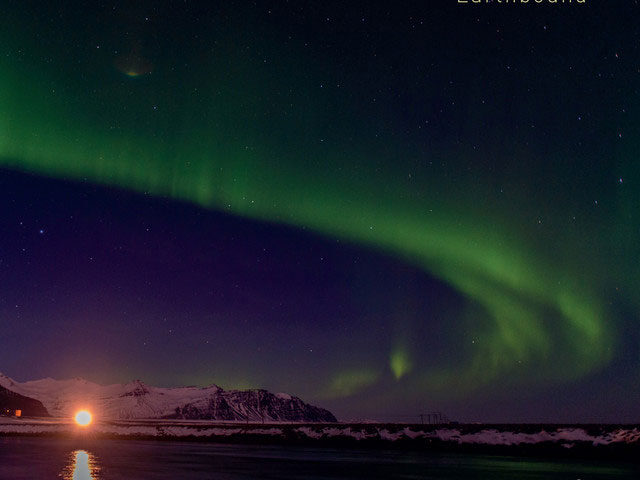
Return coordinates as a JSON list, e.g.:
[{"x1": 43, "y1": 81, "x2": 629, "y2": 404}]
[{"x1": 1, "y1": 0, "x2": 639, "y2": 423}]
